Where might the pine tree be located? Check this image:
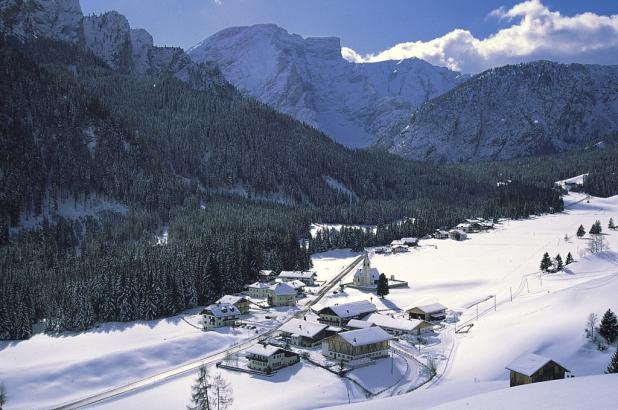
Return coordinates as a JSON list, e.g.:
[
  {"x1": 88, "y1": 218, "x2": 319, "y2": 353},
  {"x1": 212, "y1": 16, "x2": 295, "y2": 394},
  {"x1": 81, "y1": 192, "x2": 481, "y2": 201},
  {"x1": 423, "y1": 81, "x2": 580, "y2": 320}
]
[
  {"x1": 0, "y1": 382, "x2": 6, "y2": 409},
  {"x1": 590, "y1": 220, "x2": 602, "y2": 235},
  {"x1": 565, "y1": 252, "x2": 574, "y2": 265},
  {"x1": 540, "y1": 252, "x2": 552, "y2": 272},
  {"x1": 599, "y1": 309, "x2": 618, "y2": 343},
  {"x1": 188, "y1": 365, "x2": 212, "y2": 410},
  {"x1": 554, "y1": 254, "x2": 563, "y2": 272},
  {"x1": 607, "y1": 348, "x2": 618, "y2": 374},
  {"x1": 576, "y1": 225, "x2": 586, "y2": 238},
  {"x1": 377, "y1": 273, "x2": 389, "y2": 299},
  {"x1": 609, "y1": 218, "x2": 616, "y2": 230}
]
